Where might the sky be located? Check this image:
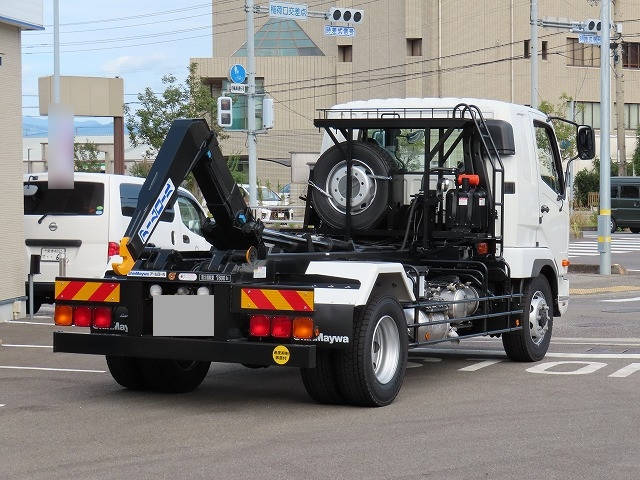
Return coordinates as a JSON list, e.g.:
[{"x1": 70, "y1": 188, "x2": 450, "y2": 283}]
[{"x1": 21, "y1": 0, "x2": 217, "y2": 126}]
